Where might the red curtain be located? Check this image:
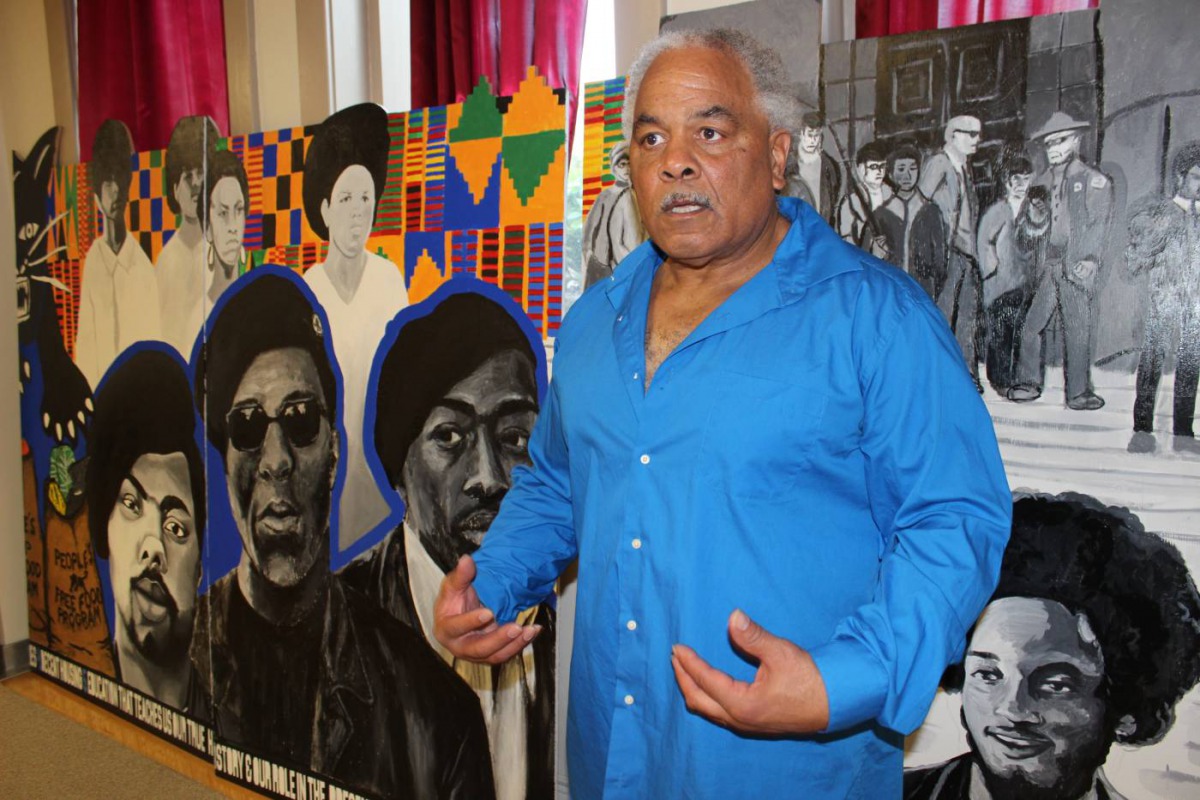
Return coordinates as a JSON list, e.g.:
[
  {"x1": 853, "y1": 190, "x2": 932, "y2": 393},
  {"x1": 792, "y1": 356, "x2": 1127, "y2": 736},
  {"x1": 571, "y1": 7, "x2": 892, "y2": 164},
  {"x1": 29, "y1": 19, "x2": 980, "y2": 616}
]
[
  {"x1": 77, "y1": 0, "x2": 230, "y2": 160},
  {"x1": 857, "y1": 0, "x2": 1098, "y2": 39},
  {"x1": 411, "y1": 0, "x2": 587, "y2": 135}
]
